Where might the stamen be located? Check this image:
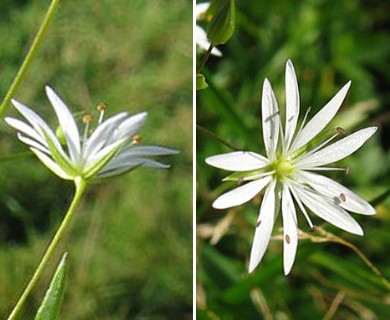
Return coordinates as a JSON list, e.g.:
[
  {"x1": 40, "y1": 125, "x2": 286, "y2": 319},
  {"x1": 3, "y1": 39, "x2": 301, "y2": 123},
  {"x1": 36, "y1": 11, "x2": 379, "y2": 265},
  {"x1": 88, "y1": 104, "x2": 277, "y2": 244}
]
[
  {"x1": 293, "y1": 132, "x2": 339, "y2": 165},
  {"x1": 289, "y1": 185, "x2": 315, "y2": 229},
  {"x1": 294, "y1": 106, "x2": 311, "y2": 141},
  {"x1": 336, "y1": 127, "x2": 346, "y2": 135},
  {"x1": 132, "y1": 134, "x2": 142, "y2": 144},
  {"x1": 256, "y1": 220, "x2": 262, "y2": 227},
  {"x1": 309, "y1": 226, "x2": 316, "y2": 232},
  {"x1": 82, "y1": 114, "x2": 92, "y2": 141},
  {"x1": 237, "y1": 177, "x2": 244, "y2": 186},
  {"x1": 298, "y1": 166, "x2": 348, "y2": 172},
  {"x1": 345, "y1": 166, "x2": 350, "y2": 175},
  {"x1": 285, "y1": 234, "x2": 290, "y2": 244},
  {"x1": 339, "y1": 193, "x2": 346, "y2": 202},
  {"x1": 97, "y1": 102, "x2": 106, "y2": 124}
]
